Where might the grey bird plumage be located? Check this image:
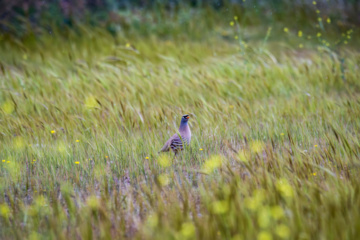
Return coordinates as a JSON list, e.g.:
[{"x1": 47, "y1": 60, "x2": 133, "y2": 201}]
[{"x1": 159, "y1": 114, "x2": 191, "y2": 154}]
